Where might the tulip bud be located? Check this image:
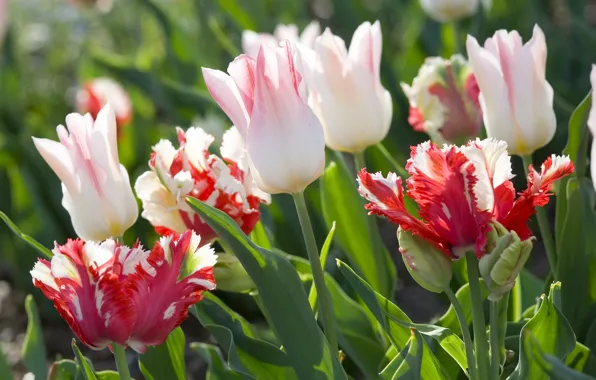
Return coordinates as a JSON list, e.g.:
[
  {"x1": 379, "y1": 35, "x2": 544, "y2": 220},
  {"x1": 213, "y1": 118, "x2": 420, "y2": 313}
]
[
  {"x1": 213, "y1": 253, "x2": 255, "y2": 293},
  {"x1": 32, "y1": 105, "x2": 138, "y2": 241},
  {"x1": 203, "y1": 41, "x2": 326, "y2": 194},
  {"x1": 480, "y1": 223, "x2": 534, "y2": 301},
  {"x1": 401, "y1": 55, "x2": 482, "y2": 144},
  {"x1": 466, "y1": 25, "x2": 556, "y2": 156},
  {"x1": 310, "y1": 21, "x2": 393, "y2": 153},
  {"x1": 420, "y1": 0, "x2": 479, "y2": 23},
  {"x1": 398, "y1": 228, "x2": 453, "y2": 293}
]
